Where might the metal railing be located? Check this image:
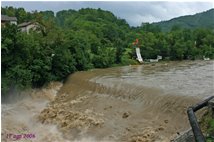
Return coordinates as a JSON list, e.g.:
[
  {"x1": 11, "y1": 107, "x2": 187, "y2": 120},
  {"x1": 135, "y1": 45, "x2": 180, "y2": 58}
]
[{"x1": 187, "y1": 96, "x2": 214, "y2": 142}]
